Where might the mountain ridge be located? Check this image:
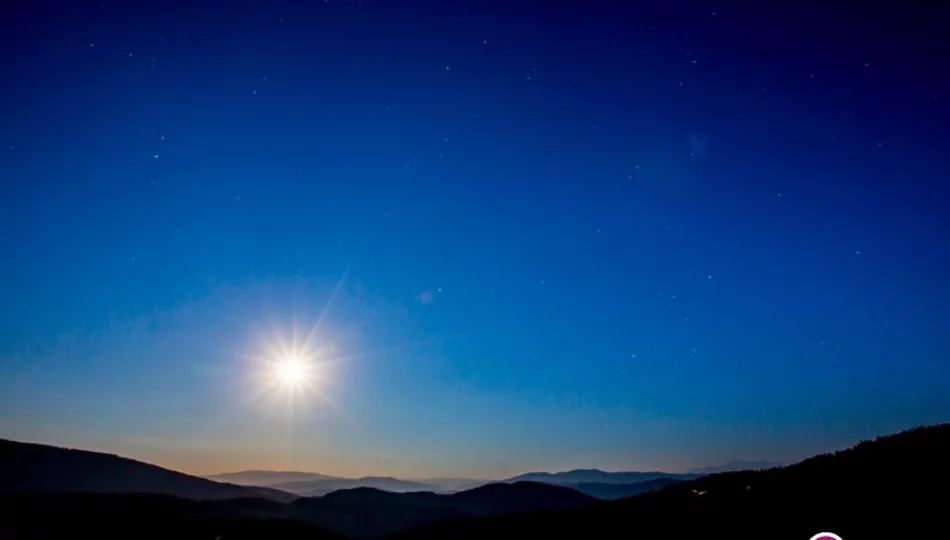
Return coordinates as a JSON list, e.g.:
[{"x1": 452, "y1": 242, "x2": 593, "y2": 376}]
[
  {"x1": 391, "y1": 423, "x2": 950, "y2": 539},
  {"x1": 0, "y1": 438, "x2": 296, "y2": 502},
  {"x1": 0, "y1": 438, "x2": 599, "y2": 538},
  {"x1": 687, "y1": 460, "x2": 782, "y2": 474},
  {"x1": 274, "y1": 476, "x2": 435, "y2": 496},
  {"x1": 3, "y1": 424, "x2": 947, "y2": 538},
  {"x1": 207, "y1": 466, "x2": 697, "y2": 495},
  {"x1": 504, "y1": 468, "x2": 696, "y2": 485},
  {"x1": 206, "y1": 470, "x2": 339, "y2": 486}
]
